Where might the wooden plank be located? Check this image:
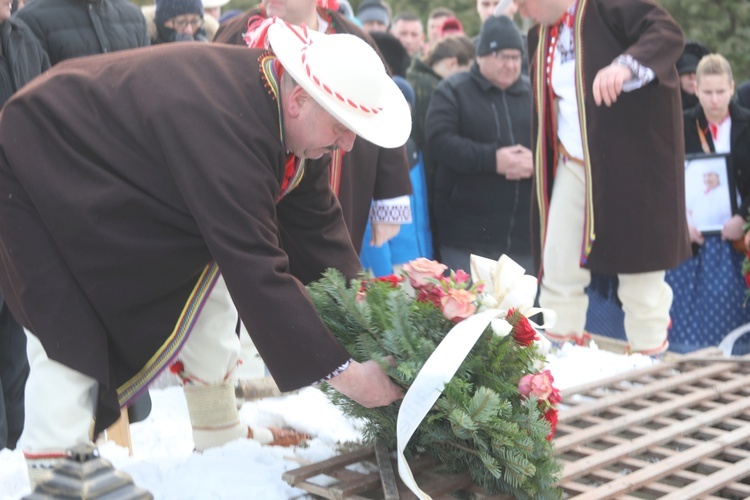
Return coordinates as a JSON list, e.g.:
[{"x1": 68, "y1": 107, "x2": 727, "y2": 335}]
[
  {"x1": 282, "y1": 445, "x2": 375, "y2": 485},
  {"x1": 374, "y1": 441, "x2": 399, "y2": 500},
  {"x1": 330, "y1": 471, "x2": 381, "y2": 499},
  {"x1": 103, "y1": 407, "x2": 133, "y2": 456}
]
